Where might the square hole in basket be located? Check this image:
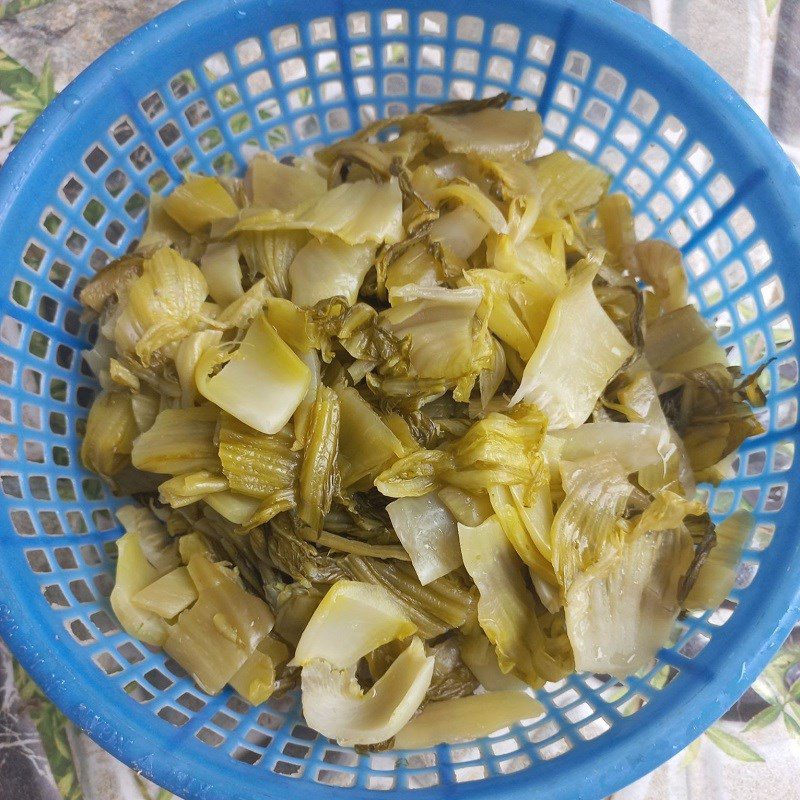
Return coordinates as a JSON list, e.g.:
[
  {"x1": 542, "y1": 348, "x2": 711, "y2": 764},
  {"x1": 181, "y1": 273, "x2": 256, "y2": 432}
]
[
  {"x1": 129, "y1": 144, "x2": 154, "y2": 173},
  {"x1": 764, "y1": 482, "x2": 797, "y2": 513},
  {"x1": 544, "y1": 110, "x2": 568, "y2": 136},
  {"x1": 84, "y1": 144, "x2": 109, "y2": 174},
  {"x1": 61, "y1": 175, "x2": 84, "y2": 204},
  {"x1": 687, "y1": 196, "x2": 713, "y2": 228},
  {"x1": 9, "y1": 505, "x2": 34, "y2": 535},
  {"x1": 454, "y1": 15, "x2": 483, "y2": 43},
  {"x1": 578, "y1": 716, "x2": 611, "y2": 741},
  {"x1": 140, "y1": 91, "x2": 165, "y2": 120},
  {"x1": 448, "y1": 80, "x2": 474, "y2": 101},
  {"x1": 216, "y1": 84, "x2": 242, "y2": 110},
  {"x1": 199, "y1": 127, "x2": 223, "y2": 153},
  {"x1": 246, "y1": 69, "x2": 272, "y2": 98},
  {"x1": 173, "y1": 147, "x2": 196, "y2": 171},
  {"x1": 660, "y1": 115, "x2": 687, "y2": 147},
  {"x1": 157, "y1": 706, "x2": 189, "y2": 728},
  {"x1": 735, "y1": 558, "x2": 760, "y2": 590},
  {"x1": 311, "y1": 17, "x2": 335, "y2": 43},
  {"x1": 420, "y1": 10, "x2": 447, "y2": 36},
  {"x1": 67, "y1": 617, "x2": 95, "y2": 644},
  {"x1": 565, "y1": 51, "x2": 590, "y2": 81},
  {"x1": 93, "y1": 650, "x2": 123, "y2": 676},
  {"x1": 624, "y1": 167, "x2": 651, "y2": 198},
  {"x1": 629, "y1": 89, "x2": 658, "y2": 124},
  {"x1": 145, "y1": 667, "x2": 174, "y2": 692},
  {"x1": 686, "y1": 142, "x2": 713, "y2": 175},
  {"x1": 571, "y1": 126, "x2": 599, "y2": 154},
  {"x1": 271, "y1": 24, "x2": 300, "y2": 52},
  {"x1": 236, "y1": 37, "x2": 264, "y2": 67},
  {"x1": 124, "y1": 680, "x2": 154, "y2": 703},
  {"x1": 366, "y1": 774, "x2": 395, "y2": 790},
  {"x1": 157, "y1": 121, "x2": 181, "y2": 148},
  {"x1": 385, "y1": 74, "x2": 409, "y2": 97},
  {"x1": 519, "y1": 66, "x2": 545, "y2": 97},
  {"x1": 730, "y1": 206, "x2": 756, "y2": 242},
  {"x1": 708, "y1": 602, "x2": 736, "y2": 627},
  {"x1": 69, "y1": 578, "x2": 94, "y2": 604},
  {"x1": 317, "y1": 769, "x2": 357, "y2": 788},
  {"x1": 614, "y1": 119, "x2": 641, "y2": 151},
  {"x1": 294, "y1": 114, "x2": 320, "y2": 140},
  {"x1": 233, "y1": 746, "x2": 263, "y2": 766},
  {"x1": 419, "y1": 44, "x2": 445, "y2": 70},
  {"x1": 204, "y1": 52, "x2": 231, "y2": 81},
  {"x1": 325, "y1": 107, "x2": 350, "y2": 133},
  {"x1": 751, "y1": 522, "x2": 776, "y2": 551},
  {"x1": 212, "y1": 711, "x2": 239, "y2": 731},
  {"x1": 177, "y1": 691, "x2": 207, "y2": 713},
  {"x1": 2, "y1": 474, "x2": 22, "y2": 499},
  {"x1": 528, "y1": 35, "x2": 555, "y2": 65},
  {"x1": 185, "y1": 99, "x2": 212, "y2": 128},
  {"x1": 492, "y1": 23, "x2": 520, "y2": 51},
  {"x1": 280, "y1": 57, "x2": 308, "y2": 83},
  {"x1": 347, "y1": 11, "x2": 370, "y2": 37},
  {"x1": 93, "y1": 573, "x2": 113, "y2": 599},
  {"x1": 170, "y1": 70, "x2": 198, "y2": 99},
  {"x1": 42, "y1": 583, "x2": 69, "y2": 609},
  {"x1": 23, "y1": 241, "x2": 45, "y2": 272},
  {"x1": 454, "y1": 765, "x2": 487, "y2": 783},
  {"x1": 42, "y1": 209, "x2": 62, "y2": 236},
  {"x1": 539, "y1": 737, "x2": 572, "y2": 760},
  {"x1": 770, "y1": 314, "x2": 794, "y2": 350},
  {"x1": 594, "y1": 66, "x2": 625, "y2": 100},
  {"x1": 355, "y1": 75, "x2": 376, "y2": 97},
  {"x1": 773, "y1": 440, "x2": 795, "y2": 472},
  {"x1": 748, "y1": 239, "x2": 772, "y2": 273},
  {"x1": 618, "y1": 691, "x2": 650, "y2": 717},
  {"x1": 104, "y1": 169, "x2": 128, "y2": 198},
  {"x1": 487, "y1": 55, "x2": 512, "y2": 83},
  {"x1": 196, "y1": 726, "x2": 225, "y2": 747},
  {"x1": 148, "y1": 169, "x2": 170, "y2": 194}
]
